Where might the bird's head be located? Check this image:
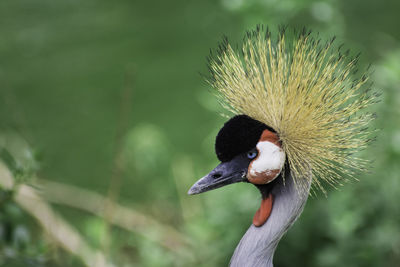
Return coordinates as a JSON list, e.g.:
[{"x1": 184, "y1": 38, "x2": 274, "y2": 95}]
[
  {"x1": 188, "y1": 27, "x2": 378, "y2": 229},
  {"x1": 188, "y1": 114, "x2": 285, "y2": 227}
]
